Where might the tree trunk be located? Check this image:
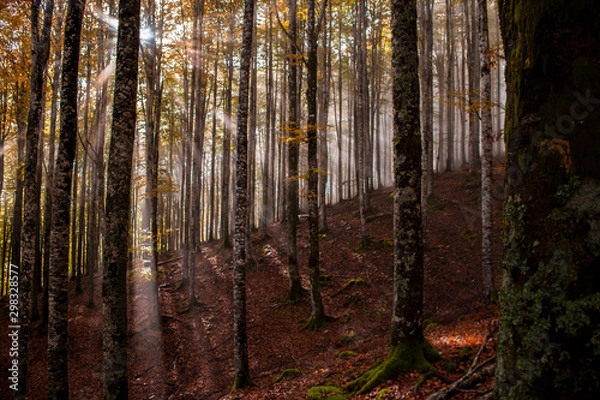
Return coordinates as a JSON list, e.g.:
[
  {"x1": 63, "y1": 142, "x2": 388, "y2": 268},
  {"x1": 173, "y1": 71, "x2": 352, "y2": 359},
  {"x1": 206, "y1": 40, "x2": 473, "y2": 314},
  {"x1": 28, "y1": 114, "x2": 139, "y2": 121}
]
[
  {"x1": 355, "y1": 0, "x2": 368, "y2": 245},
  {"x1": 103, "y1": 0, "x2": 140, "y2": 397},
  {"x1": 209, "y1": 47, "x2": 219, "y2": 241},
  {"x1": 419, "y1": 0, "x2": 434, "y2": 231},
  {"x1": 221, "y1": 15, "x2": 234, "y2": 248},
  {"x1": 11, "y1": 82, "x2": 26, "y2": 288},
  {"x1": 18, "y1": 1, "x2": 54, "y2": 397},
  {"x1": 348, "y1": 1, "x2": 439, "y2": 394},
  {"x1": 478, "y1": 0, "x2": 493, "y2": 297},
  {"x1": 444, "y1": 0, "x2": 455, "y2": 172},
  {"x1": 464, "y1": 0, "x2": 479, "y2": 173},
  {"x1": 303, "y1": 0, "x2": 329, "y2": 332},
  {"x1": 284, "y1": 0, "x2": 304, "y2": 302},
  {"x1": 141, "y1": 0, "x2": 164, "y2": 322},
  {"x1": 318, "y1": 5, "x2": 331, "y2": 233},
  {"x1": 42, "y1": 0, "x2": 66, "y2": 323},
  {"x1": 232, "y1": 0, "x2": 255, "y2": 390},
  {"x1": 496, "y1": 1, "x2": 600, "y2": 397},
  {"x1": 47, "y1": 1, "x2": 85, "y2": 397}
]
